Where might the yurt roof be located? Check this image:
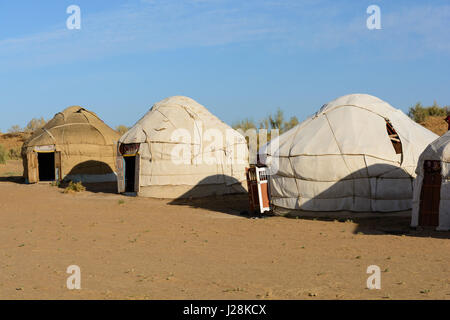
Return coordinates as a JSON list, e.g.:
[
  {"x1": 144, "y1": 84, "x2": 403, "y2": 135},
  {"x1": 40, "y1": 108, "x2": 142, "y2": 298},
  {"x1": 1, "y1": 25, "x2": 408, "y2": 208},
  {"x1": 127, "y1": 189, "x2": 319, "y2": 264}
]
[
  {"x1": 419, "y1": 130, "x2": 450, "y2": 162},
  {"x1": 261, "y1": 94, "x2": 438, "y2": 163},
  {"x1": 23, "y1": 106, "x2": 120, "y2": 148},
  {"x1": 120, "y1": 96, "x2": 246, "y2": 145}
]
